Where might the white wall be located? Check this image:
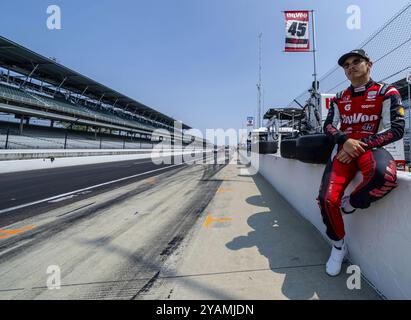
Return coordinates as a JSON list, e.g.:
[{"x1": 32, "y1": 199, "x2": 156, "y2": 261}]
[
  {"x1": 0, "y1": 149, "x2": 209, "y2": 174},
  {"x1": 242, "y1": 150, "x2": 411, "y2": 299}
]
